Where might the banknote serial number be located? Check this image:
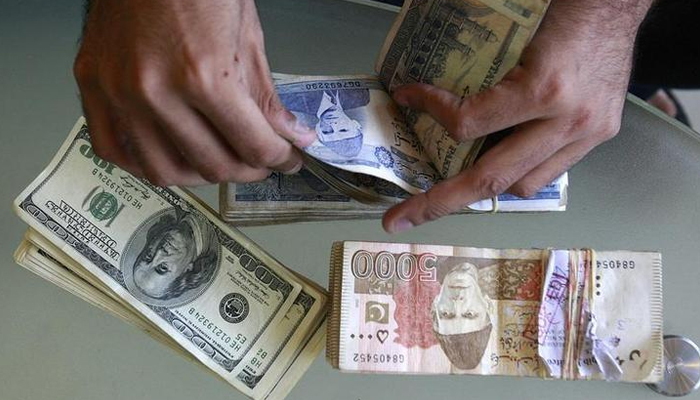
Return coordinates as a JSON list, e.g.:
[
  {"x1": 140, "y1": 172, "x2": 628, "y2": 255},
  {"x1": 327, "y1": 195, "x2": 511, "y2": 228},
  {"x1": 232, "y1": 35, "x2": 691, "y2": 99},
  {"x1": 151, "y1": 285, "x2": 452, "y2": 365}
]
[
  {"x1": 305, "y1": 81, "x2": 362, "y2": 90},
  {"x1": 188, "y1": 308, "x2": 247, "y2": 352},
  {"x1": 597, "y1": 260, "x2": 635, "y2": 269},
  {"x1": 353, "y1": 353, "x2": 405, "y2": 365},
  {"x1": 351, "y1": 251, "x2": 436, "y2": 281}
]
